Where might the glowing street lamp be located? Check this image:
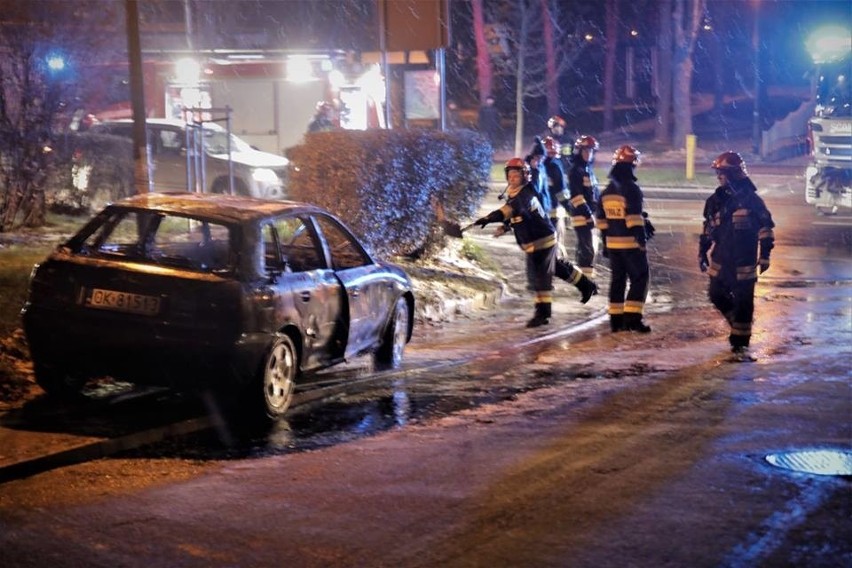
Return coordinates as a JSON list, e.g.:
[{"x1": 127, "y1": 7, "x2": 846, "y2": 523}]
[{"x1": 806, "y1": 25, "x2": 852, "y2": 64}]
